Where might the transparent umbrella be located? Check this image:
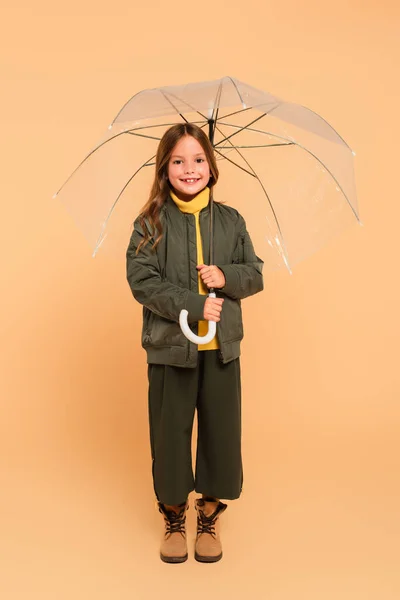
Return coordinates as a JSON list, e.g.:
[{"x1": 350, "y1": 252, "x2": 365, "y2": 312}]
[{"x1": 53, "y1": 75, "x2": 361, "y2": 343}]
